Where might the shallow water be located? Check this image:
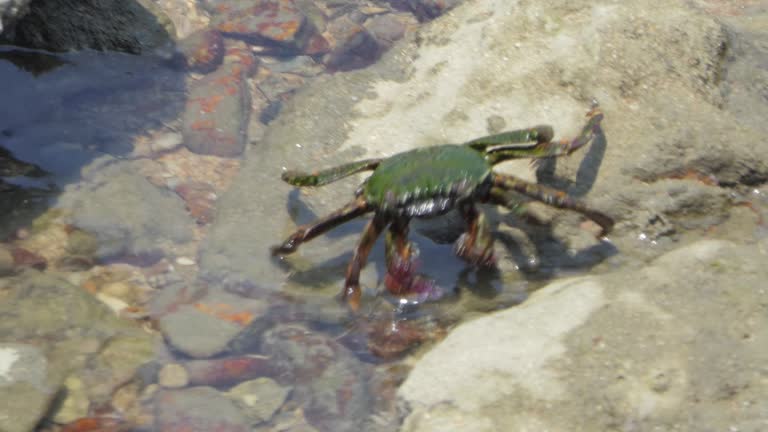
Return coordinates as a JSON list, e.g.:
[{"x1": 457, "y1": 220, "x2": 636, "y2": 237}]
[
  {"x1": 2, "y1": 1, "x2": 768, "y2": 431},
  {"x1": 0, "y1": 46, "x2": 614, "y2": 431}
]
